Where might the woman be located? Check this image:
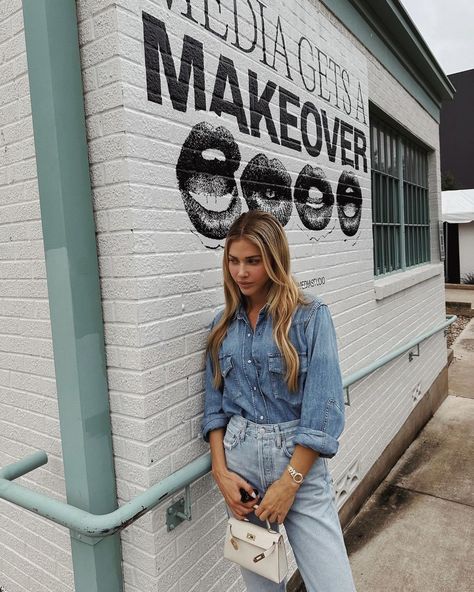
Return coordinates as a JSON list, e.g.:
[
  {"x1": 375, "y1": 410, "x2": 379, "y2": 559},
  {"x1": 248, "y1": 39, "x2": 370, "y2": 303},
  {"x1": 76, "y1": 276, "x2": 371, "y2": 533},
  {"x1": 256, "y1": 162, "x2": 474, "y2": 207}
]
[{"x1": 201, "y1": 211, "x2": 356, "y2": 592}]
